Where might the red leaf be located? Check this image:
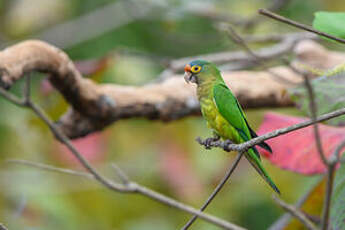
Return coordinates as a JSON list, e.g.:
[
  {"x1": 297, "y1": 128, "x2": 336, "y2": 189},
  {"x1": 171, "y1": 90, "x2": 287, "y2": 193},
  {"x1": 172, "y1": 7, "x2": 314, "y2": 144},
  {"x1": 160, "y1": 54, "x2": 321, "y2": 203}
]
[{"x1": 257, "y1": 113, "x2": 345, "y2": 175}]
